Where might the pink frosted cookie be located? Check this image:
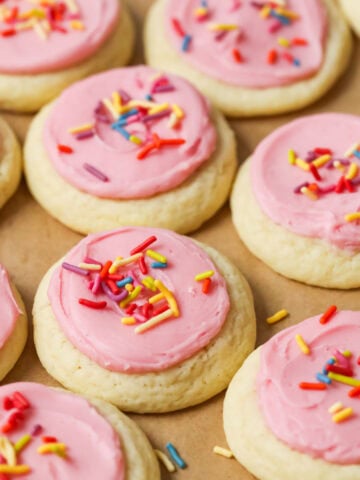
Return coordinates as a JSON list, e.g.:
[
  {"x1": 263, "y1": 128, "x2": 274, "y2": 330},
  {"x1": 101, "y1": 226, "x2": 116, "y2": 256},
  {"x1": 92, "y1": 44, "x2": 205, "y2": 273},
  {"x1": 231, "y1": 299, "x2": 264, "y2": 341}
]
[
  {"x1": 24, "y1": 66, "x2": 237, "y2": 235},
  {"x1": 145, "y1": 0, "x2": 352, "y2": 116},
  {"x1": 231, "y1": 113, "x2": 360, "y2": 288},
  {"x1": 0, "y1": 116, "x2": 21, "y2": 209},
  {"x1": 224, "y1": 309, "x2": 360, "y2": 480},
  {"x1": 0, "y1": 264, "x2": 27, "y2": 381},
  {"x1": 0, "y1": 0, "x2": 134, "y2": 112},
  {"x1": 0, "y1": 382, "x2": 160, "y2": 479},
  {"x1": 33, "y1": 227, "x2": 256, "y2": 412}
]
